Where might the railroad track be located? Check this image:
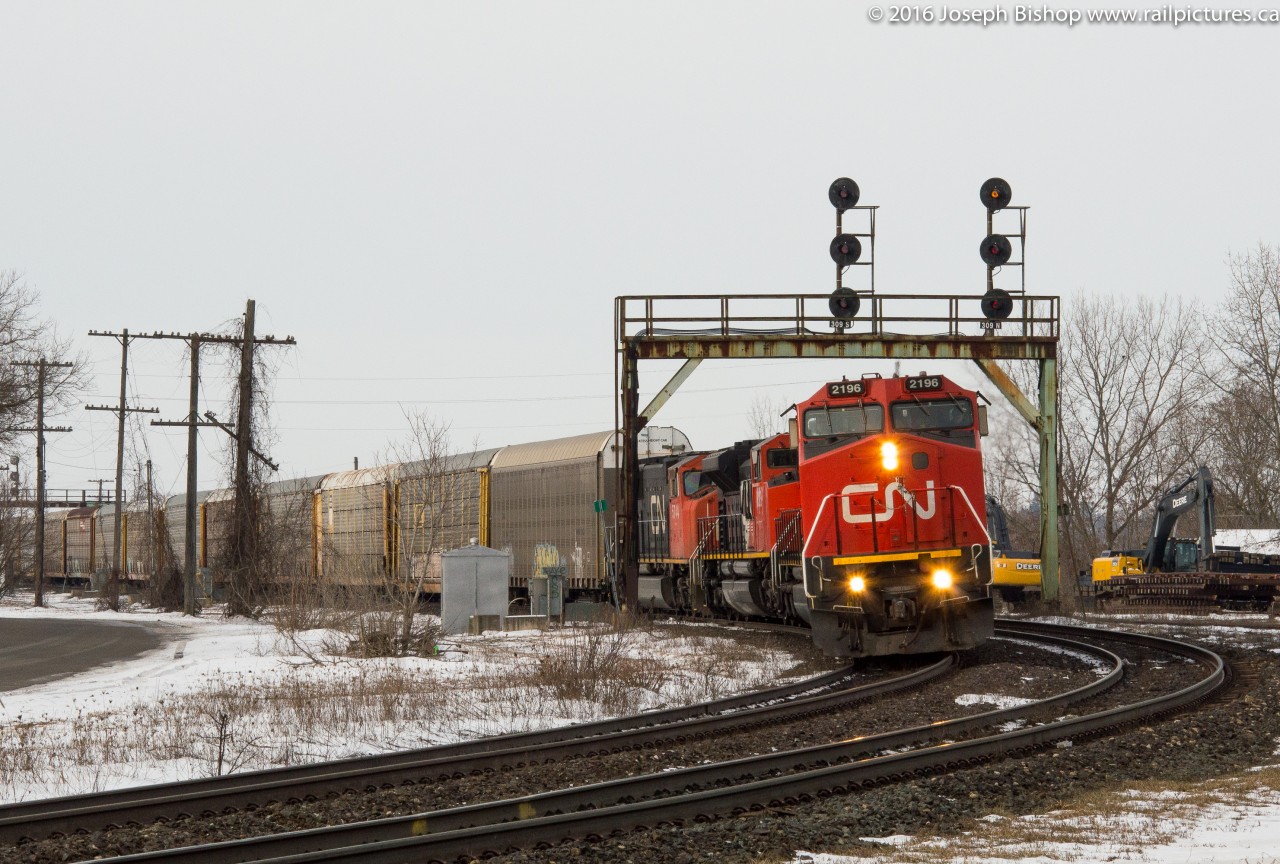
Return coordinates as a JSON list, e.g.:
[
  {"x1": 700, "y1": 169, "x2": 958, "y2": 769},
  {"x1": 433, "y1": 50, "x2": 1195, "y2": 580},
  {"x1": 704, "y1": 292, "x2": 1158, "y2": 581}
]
[
  {"x1": 59, "y1": 620, "x2": 1223, "y2": 864},
  {"x1": 0, "y1": 625, "x2": 947, "y2": 846}
]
